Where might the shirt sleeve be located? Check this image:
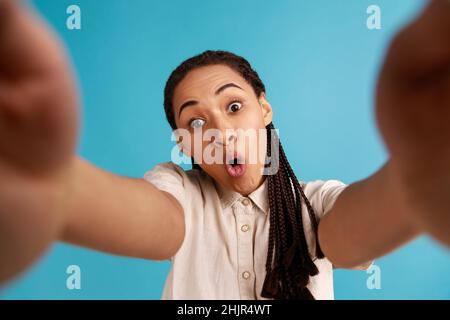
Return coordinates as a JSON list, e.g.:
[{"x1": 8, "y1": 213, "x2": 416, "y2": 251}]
[
  {"x1": 307, "y1": 180, "x2": 376, "y2": 271},
  {"x1": 302, "y1": 179, "x2": 349, "y2": 265},
  {"x1": 143, "y1": 162, "x2": 186, "y2": 209},
  {"x1": 302, "y1": 179, "x2": 348, "y2": 221},
  {"x1": 143, "y1": 161, "x2": 188, "y2": 263}
]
